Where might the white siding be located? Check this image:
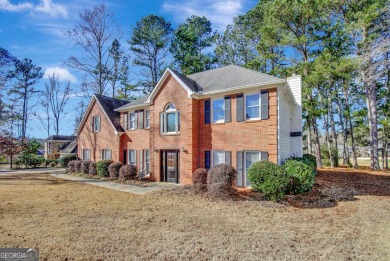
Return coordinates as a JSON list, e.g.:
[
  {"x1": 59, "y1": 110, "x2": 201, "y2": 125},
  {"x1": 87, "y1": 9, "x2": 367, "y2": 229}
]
[
  {"x1": 287, "y1": 75, "x2": 303, "y2": 158},
  {"x1": 278, "y1": 88, "x2": 291, "y2": 164}
]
